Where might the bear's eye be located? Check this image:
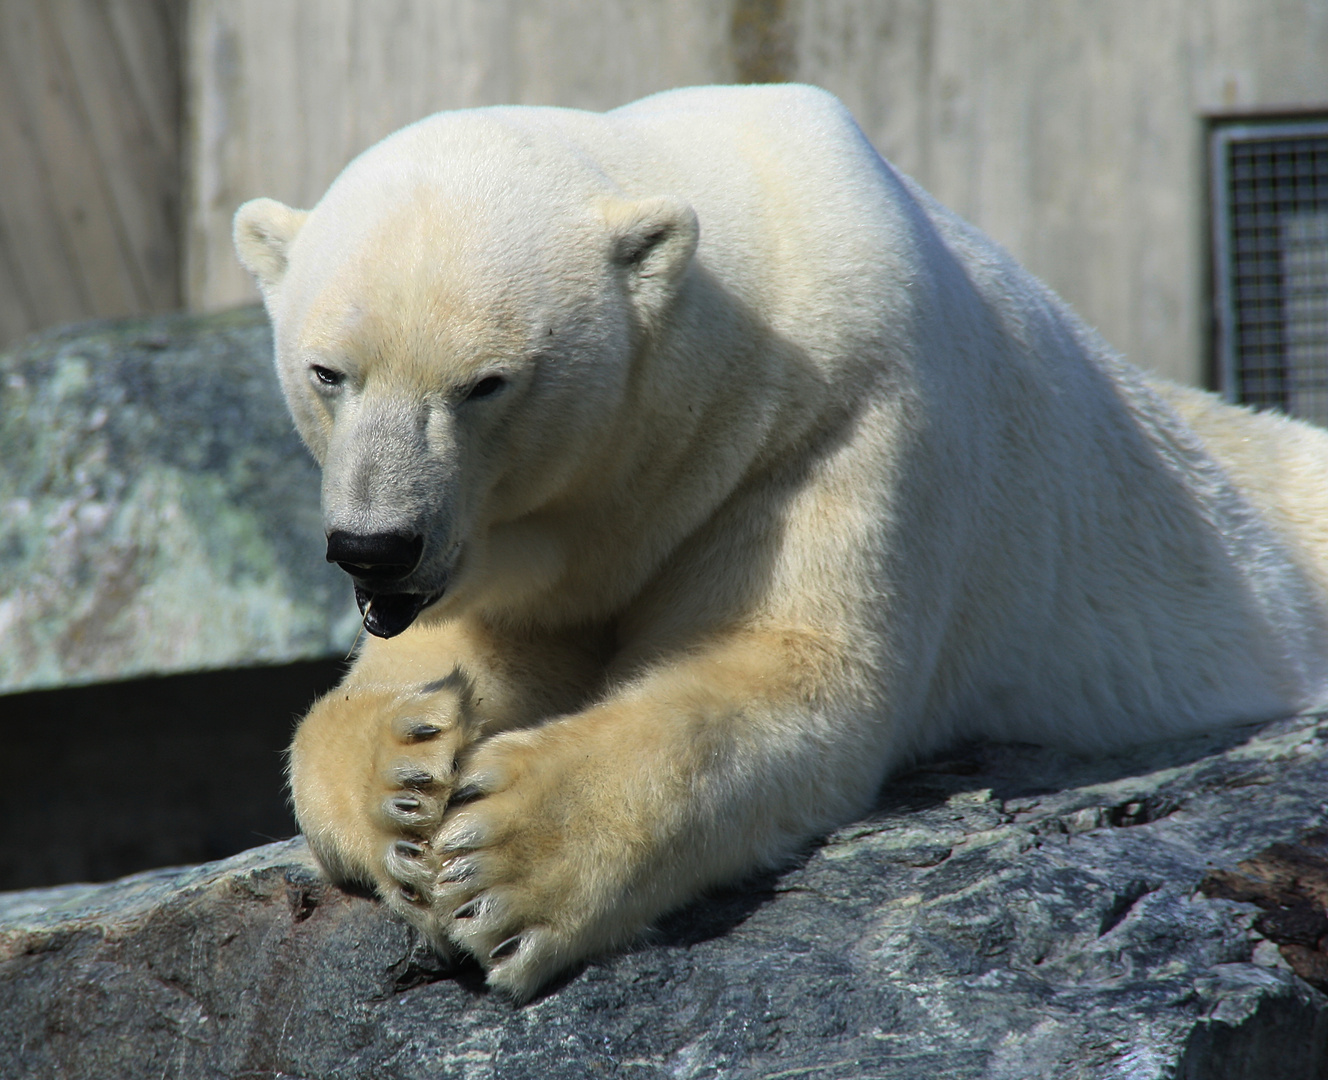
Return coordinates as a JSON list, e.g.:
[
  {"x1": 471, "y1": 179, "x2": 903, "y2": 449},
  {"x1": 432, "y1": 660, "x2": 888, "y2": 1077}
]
[
  {"x1": 464, "y1": 375, "x2": 507, "y2": 401},
  {"x1": 311, "y1": 365, "x2": 344, "y2": 388}
]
